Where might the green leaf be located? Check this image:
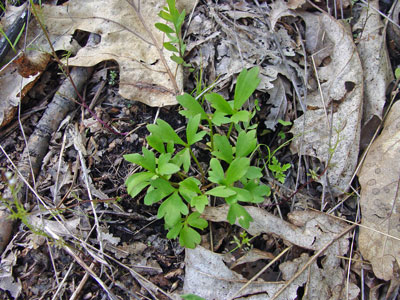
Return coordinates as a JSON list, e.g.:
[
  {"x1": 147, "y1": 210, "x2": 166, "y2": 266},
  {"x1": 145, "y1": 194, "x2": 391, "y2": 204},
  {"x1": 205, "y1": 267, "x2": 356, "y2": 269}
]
[
  {"x1": 187, "y1": 114, "x2": 206, "y2": 145},
  {"x1": 147, "y1": 134, "x2": 165, "y2": 153},
  {"x1": 187, "y1": 212, "x2": 208, "y2": 229},
  {"x1": 179, "y1": 225, "x2": 201, "y2": 248},
  {"x1": 147, "y1": 119, "x2": 185, "y2": 145},
  {"x1": 396, "y1": 68, "x2": 400, "y2": 80},
  {"x1": 125, "y1": 172, "x2": 153, "y2": 198},
  {"x1": 211, "y1": 111, "x2": 231, "y2": 126},
  {"x1": 159, "y1": 10, "x2": 173, "y2": 22},
  {"x1": 278, "y1": 119, "x2": 292, "y2": 126},
  {"x1": 231, "y1": 110, "x2": 251, "y2": 124},
  {"x1": 236, "y1": 130, "x2": 257, "y2": 158},
  {"x1": 208, "y1": 158, "x2": 225, "y2": 184},
  {"x1": 123, "y1": 147, "x2": 156, "y2": 173},
  {"x1": 155, "y1": 23, "x2": 175, "y2": 34},
  {"x1": 181, "y1": 294, "x2": 206, "y2": 300},
  {"x1": 229, "y1": 187, "x2": 252, "y2": 203},
  {"x1": 191, "y1": 194, "x2": 208, "y2": 213},
  {"x1": 205, "y1": 186, "x2": 236, "y2": 197},
  {"x1": 172, "y1": 148, "x2": 191, "y2": 173},
  {"x1": 158, "y1": 192, "x2": 188, "y2": 228},
  {"x1": 179, "y1": 177, "x2": 201, "y2": 194},
  {"x1": 227, "y1": 203, "x2": 253, "y2": 228},
  {"x1": 158, "y1": 153, "x2": 180, "y2": 175},
  {"x1": 245, "y1": 182, "x2": 271, "y2": 203},
  {"x1": 234, "y1": 67, "x2": 260, "y2": 110},
  {"x1": 245, "y1": 166, "x2": 263, "y2": 179},
  {"x1": 205, "y1": 93, "x2": 234, "y2": 115},
  {"x1": 225, "y1": 157, "x2": 250, "y2": 185},
  {"x1": 167, "y1": 220, "x2": 183, "y2": 239},
  {"x1": 163, "y1": 42, "x2": 179, "y2": 52},
  {"x1": 171, "y1": 54, "x2": 184, "y2": 65},
  {"x1": 212, "y1": 134, "x2": 233, "y2": 163},
  {"x1": 175, "y1": 10, "x2": 186, "y2": 32},
  {"x1": 177, "y1": 93, "x2": 208, "y2": 120}
]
